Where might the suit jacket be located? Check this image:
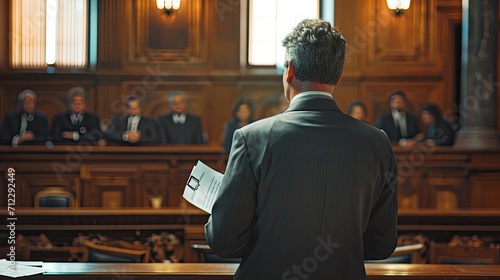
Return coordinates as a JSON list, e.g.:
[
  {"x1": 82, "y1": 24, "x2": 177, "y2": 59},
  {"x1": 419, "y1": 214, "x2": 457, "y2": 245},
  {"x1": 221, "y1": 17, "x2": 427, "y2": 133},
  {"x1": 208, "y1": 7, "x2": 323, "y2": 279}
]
[
  {"x1": 205, "y1": 94, "x2": 398, "y2": 280},
  {"x1": 52, "y1": 110, "x2": 103, "y2": 144},
  {"x1": 375, "y1": 112, "x2": 420, "y2": 143},
  {"x1": 424, "y1": 119, "x2": 455, "y2": 146},
  {"x1": 0, "y1": 109, "x2": 48, "y2": 145},
  {"x1": 158, "y1": 112, "x2": 206, "y2": 144},
  {"x1": 104, "y1": 114, "x2": 161, "y2": 145}
]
